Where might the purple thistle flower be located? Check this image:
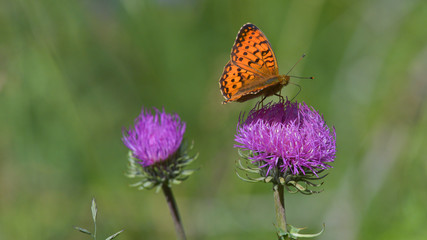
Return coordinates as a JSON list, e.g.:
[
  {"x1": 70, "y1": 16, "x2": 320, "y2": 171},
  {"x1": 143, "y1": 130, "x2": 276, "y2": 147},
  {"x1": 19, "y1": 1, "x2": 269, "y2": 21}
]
[
  {"x1": 122, "y1": 107, "x2": 186, "y2": 167},
  {"x1": 235, "y1": 100, "x2": 336, "y2": 176}
]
